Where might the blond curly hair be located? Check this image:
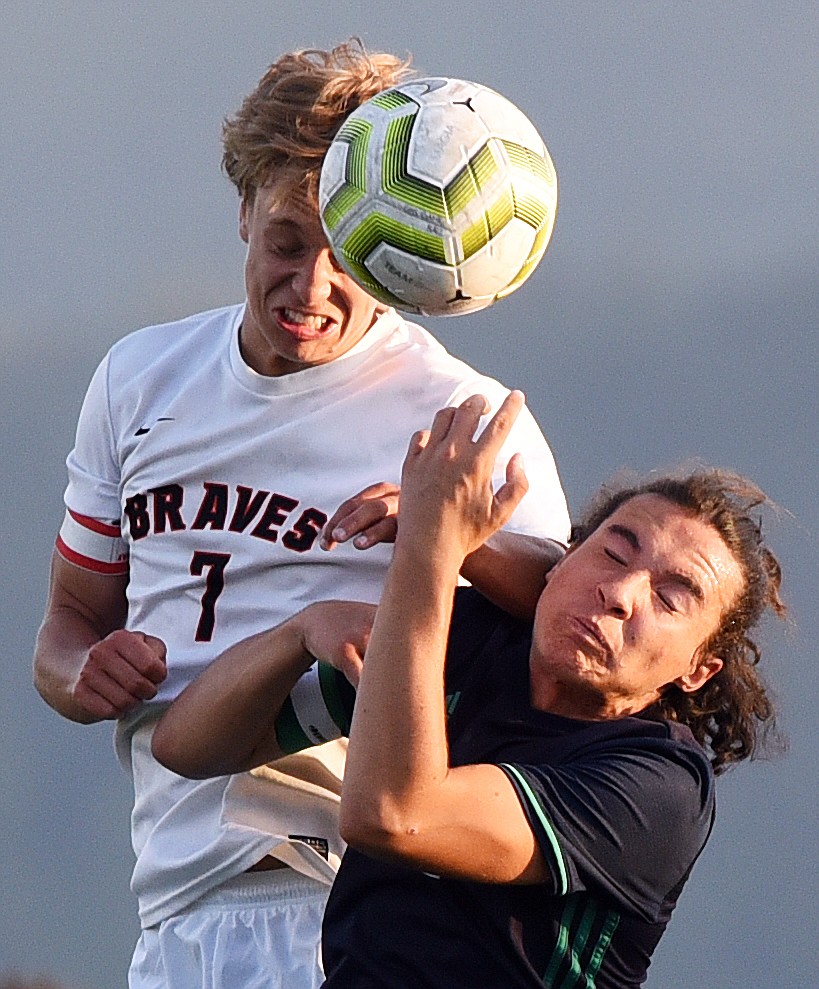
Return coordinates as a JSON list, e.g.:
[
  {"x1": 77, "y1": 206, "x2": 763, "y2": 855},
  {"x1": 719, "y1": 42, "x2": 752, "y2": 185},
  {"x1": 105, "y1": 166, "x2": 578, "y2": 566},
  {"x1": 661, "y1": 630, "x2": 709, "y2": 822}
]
[{"x1": 222, "y1": 38, "x2": 414, "y2": 204}]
